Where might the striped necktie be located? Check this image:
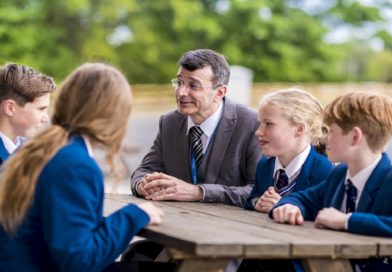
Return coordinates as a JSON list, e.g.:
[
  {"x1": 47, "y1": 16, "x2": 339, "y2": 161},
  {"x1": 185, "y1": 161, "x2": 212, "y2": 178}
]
[
  {"x1": 275, "y1": 169, "x2": 289, "y2": 193},
  {"x1": 345, "y1": 179, "x2": 357, "y2": 213},
  {"x1": 190, "y1": 126, "x2": 204, "y2": 168}
]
